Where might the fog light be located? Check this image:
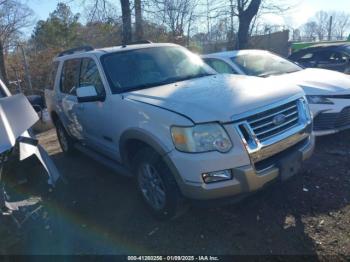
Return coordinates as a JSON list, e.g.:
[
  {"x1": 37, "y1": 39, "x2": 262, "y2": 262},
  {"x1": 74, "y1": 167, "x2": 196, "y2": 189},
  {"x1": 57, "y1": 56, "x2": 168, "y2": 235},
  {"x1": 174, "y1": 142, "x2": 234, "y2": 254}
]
[{"x1": 202, "y1": 169, "x2": 232, "y2": 183}]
